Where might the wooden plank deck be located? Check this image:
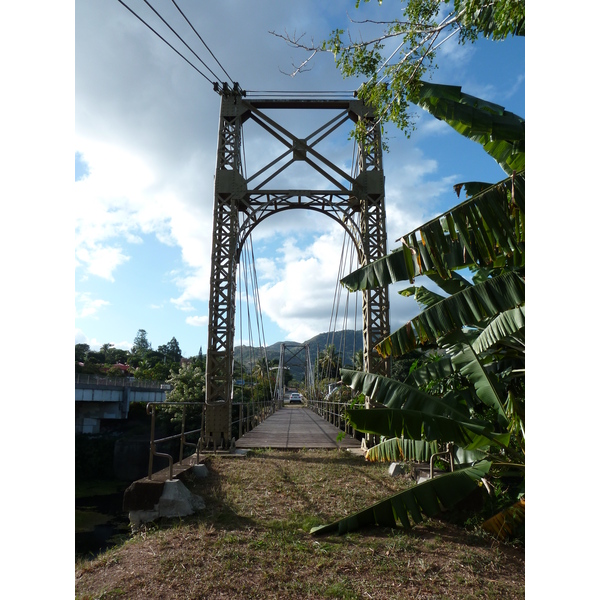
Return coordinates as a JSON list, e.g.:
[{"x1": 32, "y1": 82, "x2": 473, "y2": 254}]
[{"x1": 235, "y1": 406, "x2": 361, "y2": 450}]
